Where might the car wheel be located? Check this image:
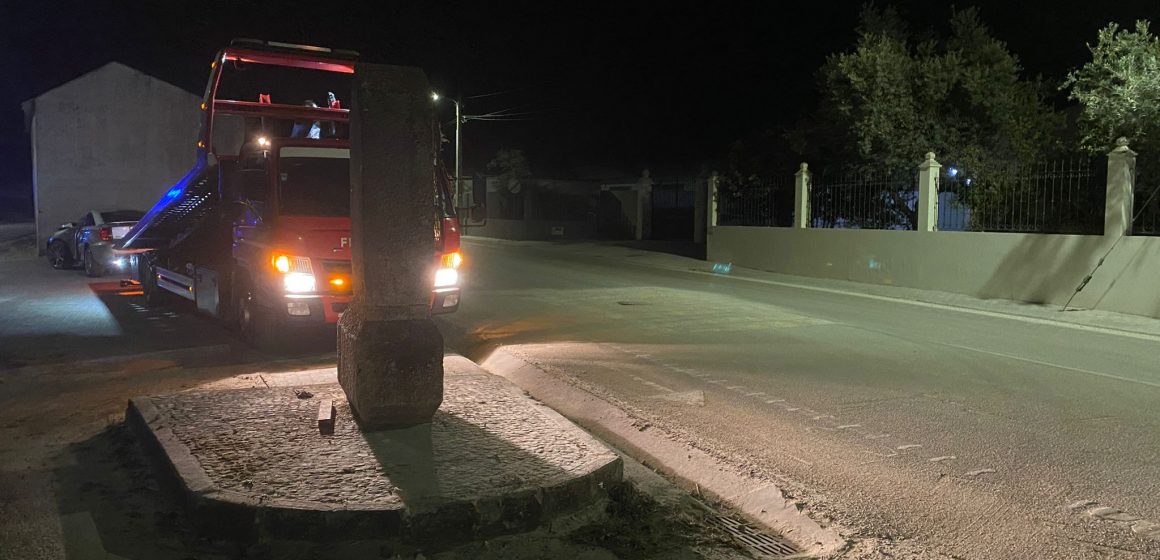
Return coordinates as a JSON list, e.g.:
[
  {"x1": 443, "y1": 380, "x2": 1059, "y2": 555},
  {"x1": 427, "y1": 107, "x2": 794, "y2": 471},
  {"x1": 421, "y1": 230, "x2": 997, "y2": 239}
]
[
  {"x1": 47, "y1": 241, "x2": 73, "y2": 270},
  {"x1": 84, "y1": 246, "x2": 105, "y2": 277}
]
